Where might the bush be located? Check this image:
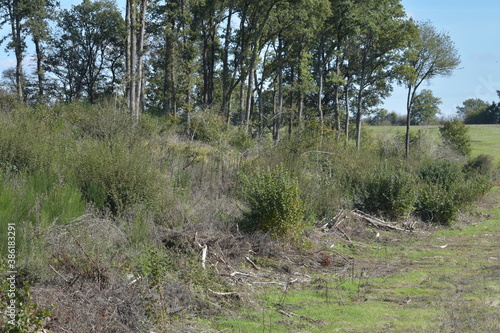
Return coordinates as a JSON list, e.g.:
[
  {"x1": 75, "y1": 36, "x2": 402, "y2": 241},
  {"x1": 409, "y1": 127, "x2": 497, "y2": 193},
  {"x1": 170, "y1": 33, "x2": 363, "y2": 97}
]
[
  {"x1": 416, "y1": 183, "x2": 460, "y2": 225},
  {"x1": 362, "y1": 165, "x2": 418, "y2": 219},
  {"x1": 0, "y1": 118, "x2": 52, "y2": 174},
  {"x1": 466, "y1": 154, "x2": 495, "y2": 177},
  {"x1": 239, "y1": 165, "x2": 305, "y2": 240},
  {"x1": 439, "y1": 119, "x2": 471, "y2": 156},
  {"x1": 418, "y1": 160, "x2": 463, "y2": 190},
  {"x1": 73, "y1": 139, "x2": 159, "y2": 214},
  {"x1": 0, "y1": 172, "x2": 86, "y2": 256},
  {"x1": 62, "y1": 100, "x2": 135, "y2": 141},
  {"x1": 416, "y1": 159, "x2": 490, "y2": 225}
]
